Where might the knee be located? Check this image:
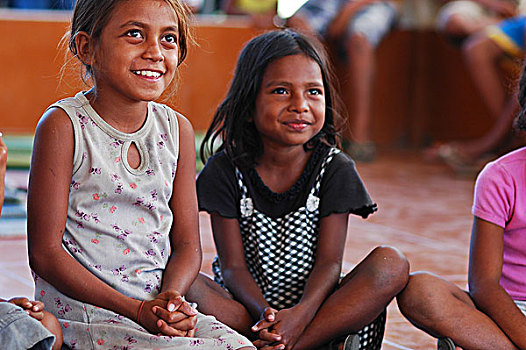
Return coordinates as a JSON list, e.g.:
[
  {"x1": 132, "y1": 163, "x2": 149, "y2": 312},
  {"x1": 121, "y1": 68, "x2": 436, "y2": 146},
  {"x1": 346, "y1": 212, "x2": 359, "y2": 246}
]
[
  {"x1": 346, "y1": 33, "x2": 374, "y2": 54},
  {"x1": 186, "y1": 273, "x2": 213, "y2": 301},
  {"x1": 397, "y1": 271, "x2": 445, "y2": 319},
  {"x1": 367, "y1": 245, "x2": 409, "y2": 294},
  {"x1": 443, "y1": 14, "x2": 470, "y2": 37},
  {"x1": 41, "y1": 311, "x2": 63, "y2": 350},
  {"x1": 462, "y1": 33, "x2": 490, "y2": 62}
]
